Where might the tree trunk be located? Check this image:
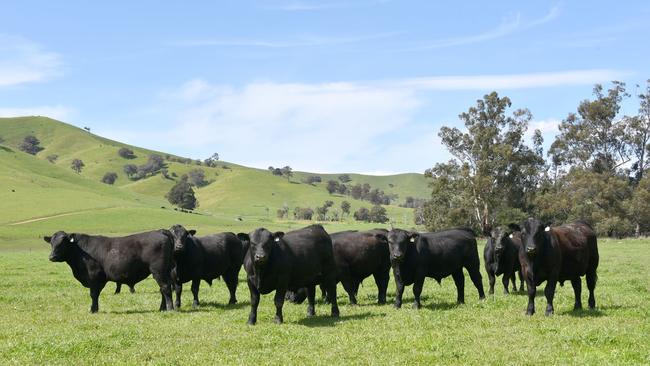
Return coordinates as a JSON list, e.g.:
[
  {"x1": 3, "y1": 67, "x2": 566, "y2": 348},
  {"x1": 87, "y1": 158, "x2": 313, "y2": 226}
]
[
  {"x1": 482, "y1": 202, "x2": 490, "y2": 235},
  {"x1": 636, "y1": 223, "x2": 641, "y2": 238}
]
